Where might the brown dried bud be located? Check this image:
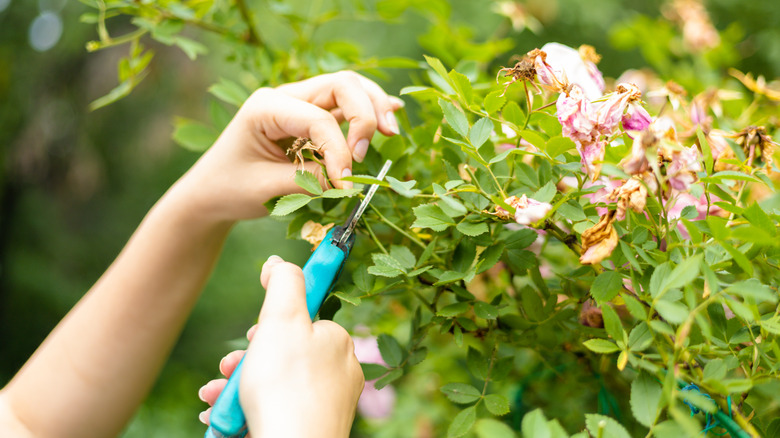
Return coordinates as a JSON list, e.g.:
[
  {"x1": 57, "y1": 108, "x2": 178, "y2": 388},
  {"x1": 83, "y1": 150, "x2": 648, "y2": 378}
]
[
  {"x1": 579, "y1": 300, "x2": 604, "y2": 328},
  {"x1": 608, "y1": 177, "x2": 648, "y2": 221},
  {"x1": 580, "y1": 210, "x2": 618, "y2": 265},
  {"x1": 301, "y1": 221, "x2": 334, "y2": 250}
]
